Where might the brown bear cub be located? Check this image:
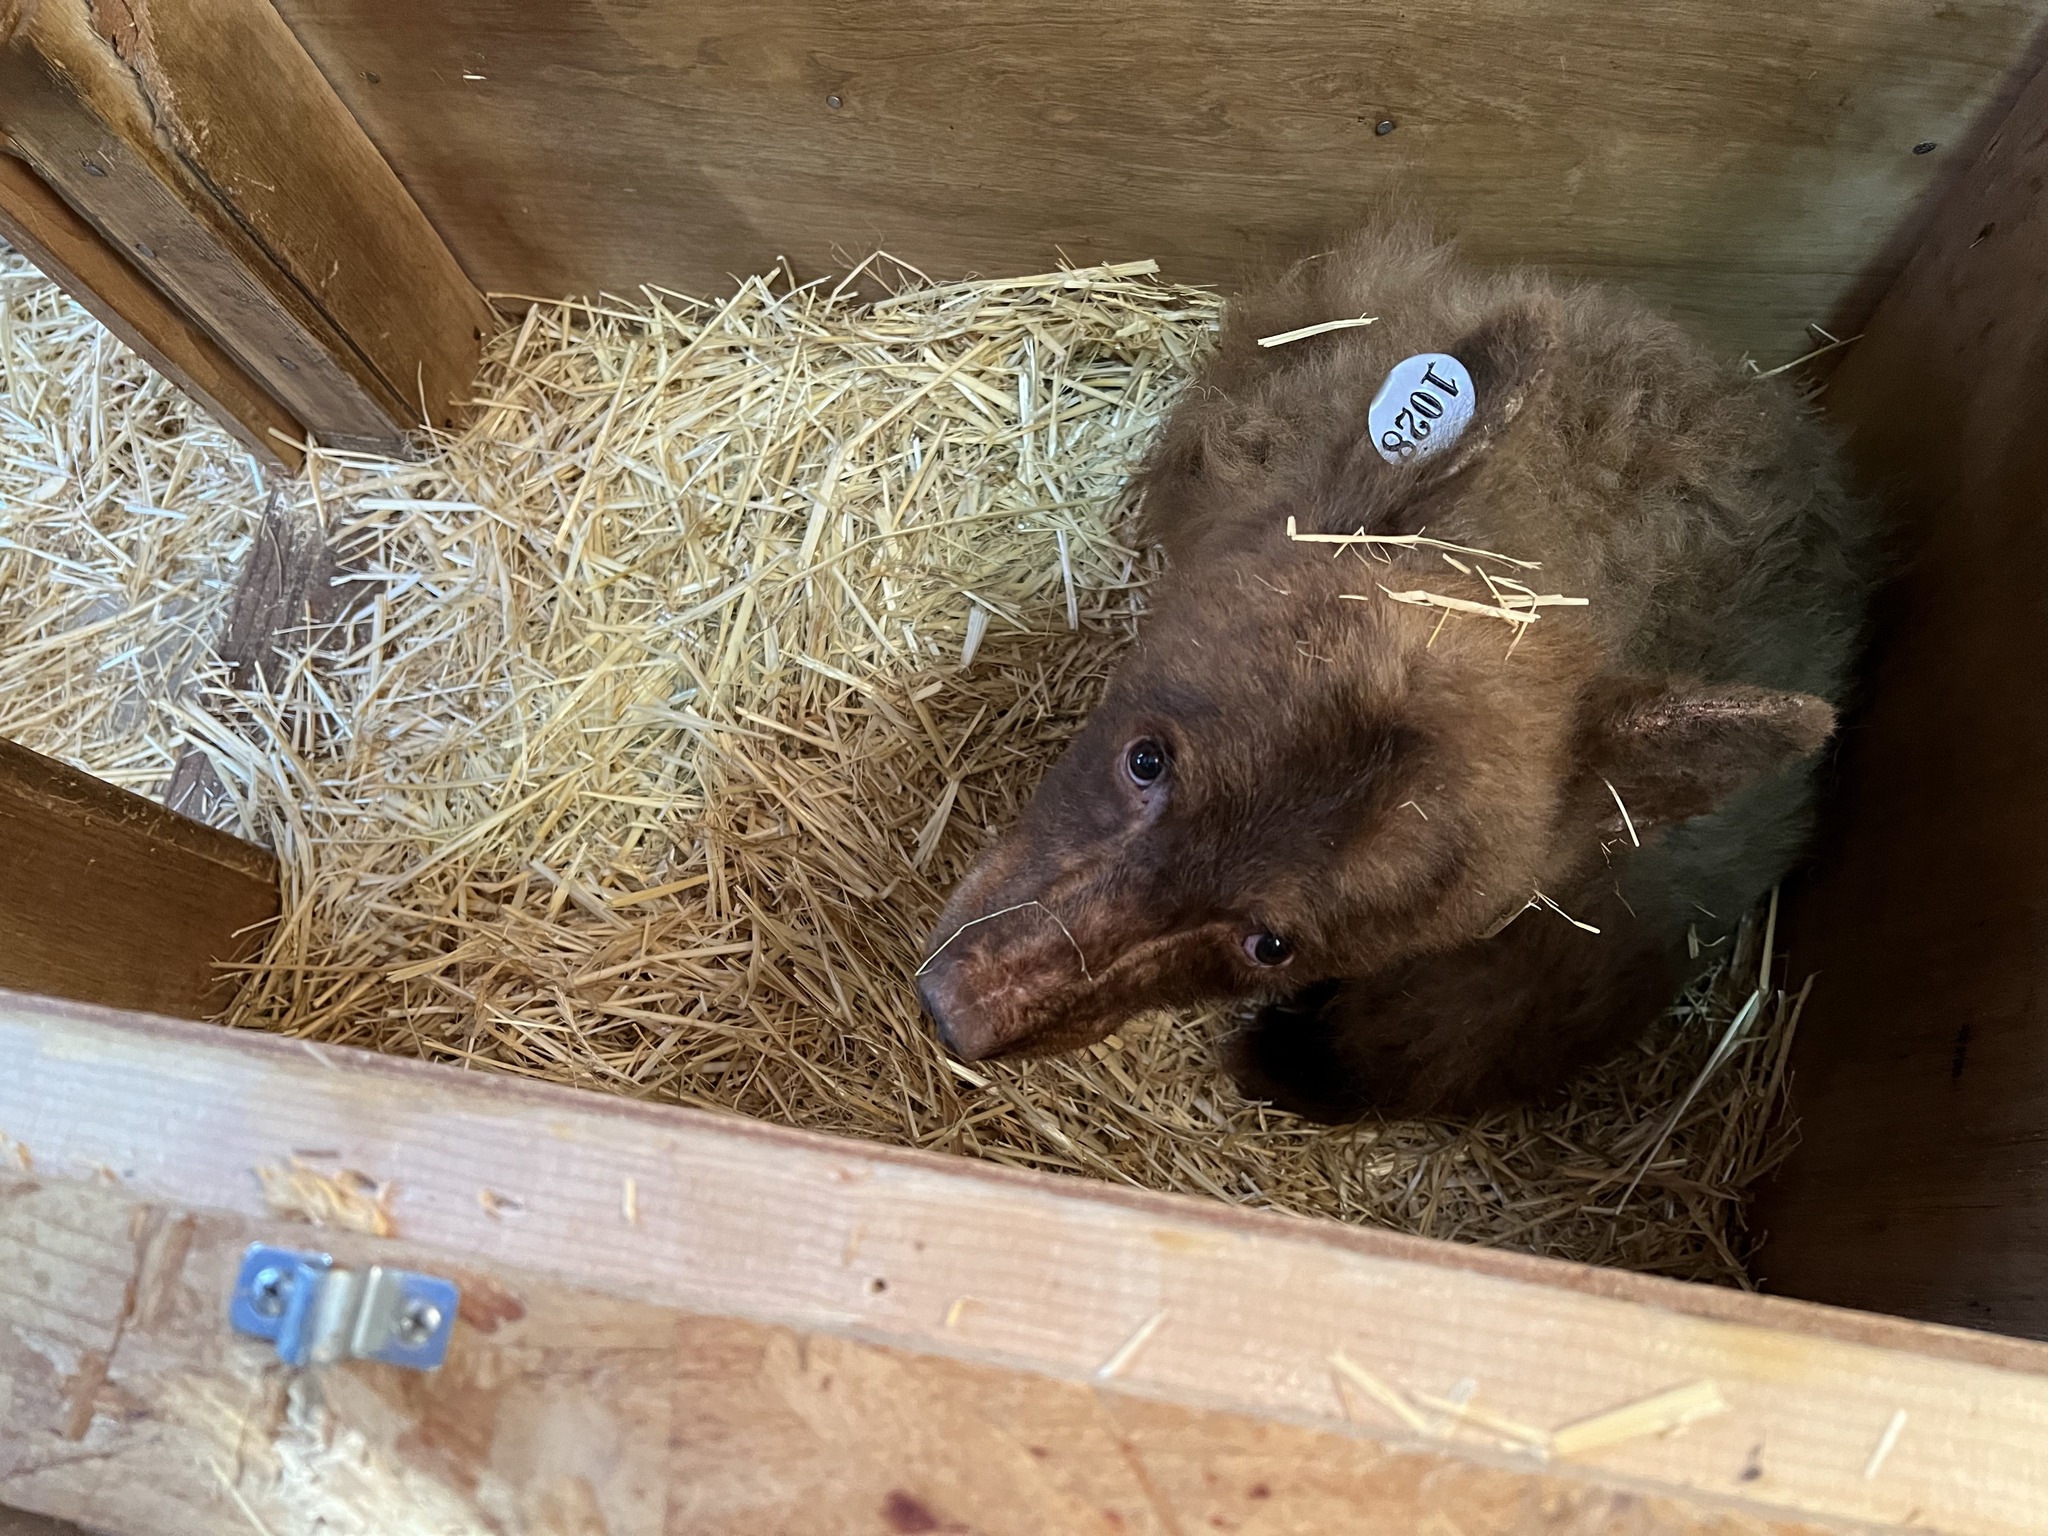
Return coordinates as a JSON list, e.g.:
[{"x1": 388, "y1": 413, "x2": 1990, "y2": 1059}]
[{"x1": 917, "y1": 222, "x2": 1874, "y2": 1121}]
